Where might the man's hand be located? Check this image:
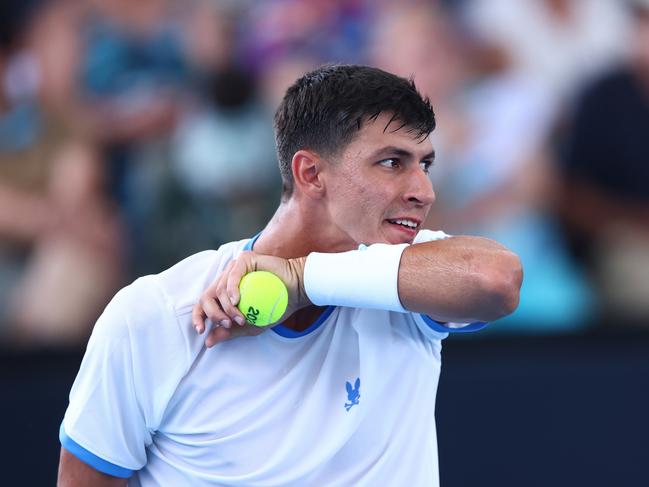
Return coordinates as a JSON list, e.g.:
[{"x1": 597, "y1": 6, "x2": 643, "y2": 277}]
[{"x1": 192, "y1": 251, "x2": 309, "y2": 347}]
